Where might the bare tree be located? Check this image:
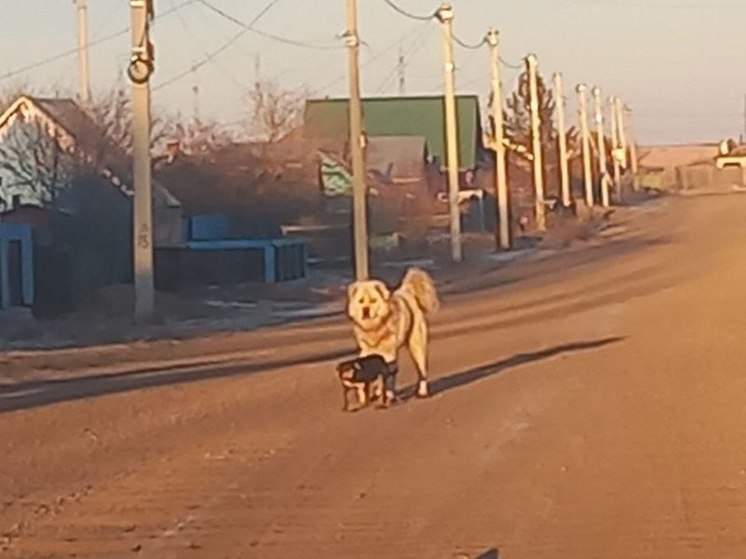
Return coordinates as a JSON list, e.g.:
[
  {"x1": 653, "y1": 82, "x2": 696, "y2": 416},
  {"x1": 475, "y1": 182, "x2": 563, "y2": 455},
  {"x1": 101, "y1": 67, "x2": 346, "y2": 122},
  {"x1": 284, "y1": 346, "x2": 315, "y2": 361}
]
[
  {"x1": 88, "y1": 84, "x2": 173, "y2": 153},
  {"x1": 0, "y1": 119, "x2": 72, "y2": 206},
  {"x1": 249, "y1": 80, "x2": 306, "y2": 143}
]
